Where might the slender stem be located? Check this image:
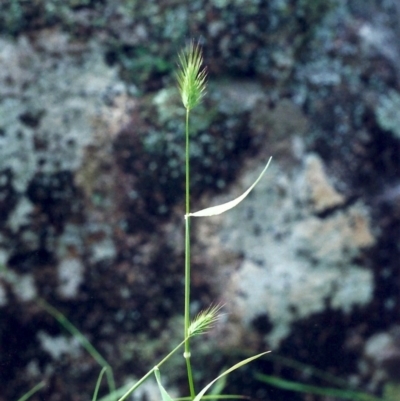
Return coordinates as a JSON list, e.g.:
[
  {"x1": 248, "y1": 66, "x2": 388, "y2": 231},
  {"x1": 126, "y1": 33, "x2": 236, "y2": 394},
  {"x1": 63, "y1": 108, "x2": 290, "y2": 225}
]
[
  {"x1": 185, "y1": 107, "x2": 190, "y2": 216},
  {"x1": 118, "y1": 369, "x2": 154, "y2": 401},
  {"x1": 119, "y1": 340, "x2": 186, "y2": 401},
  {"x1": 184, "y1": 216, "x2": 191, "y2": 343},
  {"x1": 184, "y1": 107, "x2": 195, "y2": 399}
]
